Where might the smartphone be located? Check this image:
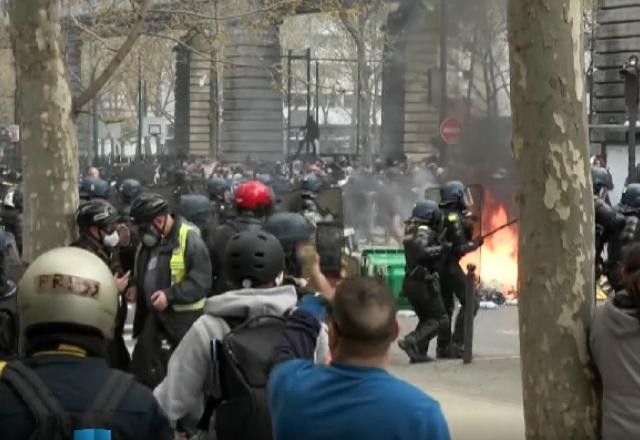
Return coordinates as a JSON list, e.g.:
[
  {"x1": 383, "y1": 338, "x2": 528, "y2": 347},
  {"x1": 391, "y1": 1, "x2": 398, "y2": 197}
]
[{"x1": 316, "y1": 222, "x2": 343, "y2": 278}]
